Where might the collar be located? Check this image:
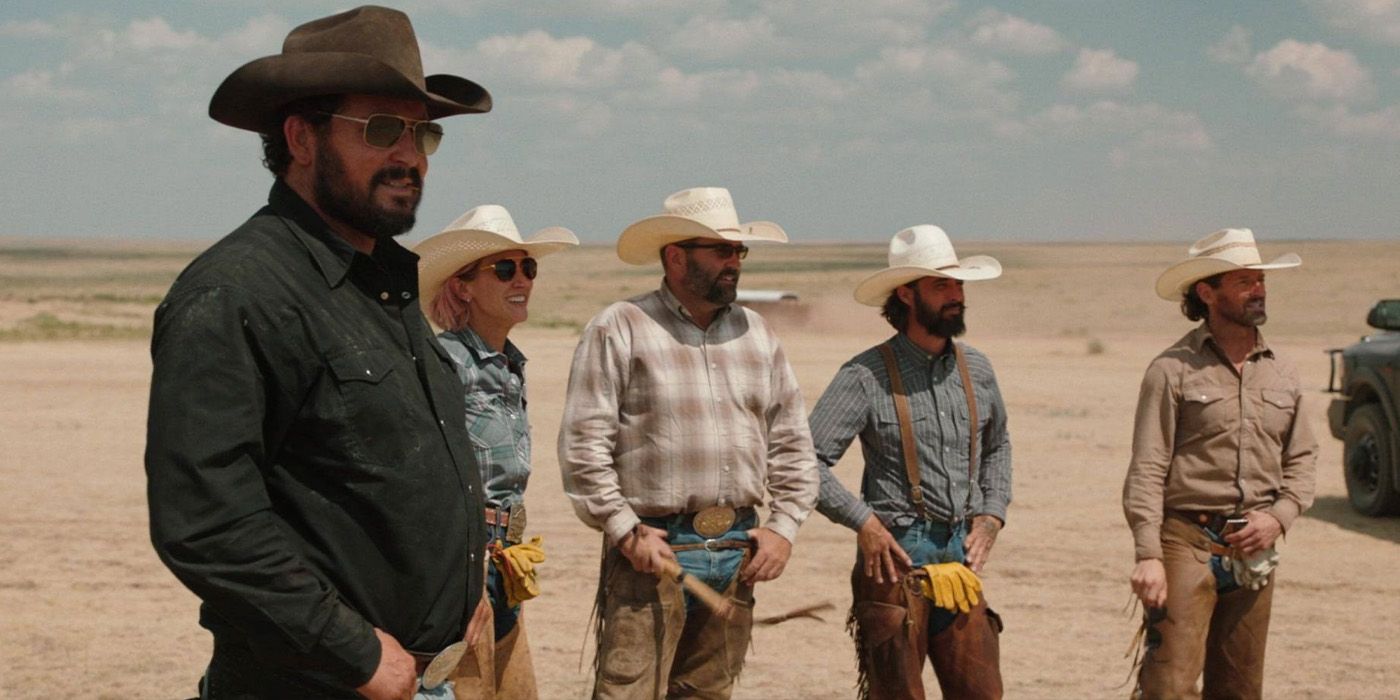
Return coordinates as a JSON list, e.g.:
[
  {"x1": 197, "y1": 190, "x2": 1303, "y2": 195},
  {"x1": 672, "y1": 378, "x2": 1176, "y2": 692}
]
[
  {"x1": 447, "y1": 325, "x2": 527, "y2": 367},
  {"x1": 890, "y1": 331, "x2": 955, "y2": 366},
  {"x1": 269, "y1": 179, "x2": 421, "y2": 289},
  {"x1": 1187, "y1": 322, "x2": 1273, "y2": 360},
  {"x1": 656, "y1": 279, "x2": 731, "y2": 325}
]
